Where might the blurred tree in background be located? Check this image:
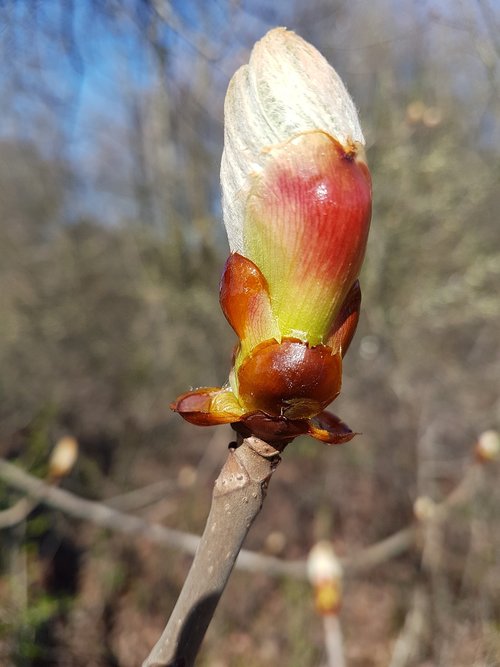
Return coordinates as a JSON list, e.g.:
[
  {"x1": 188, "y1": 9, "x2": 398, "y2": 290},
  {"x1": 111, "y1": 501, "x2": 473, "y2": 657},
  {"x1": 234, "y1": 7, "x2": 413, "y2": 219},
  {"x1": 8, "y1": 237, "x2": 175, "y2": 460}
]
[{"x1": 0, "y1": 1, "x2": 499, "y2": 665}]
